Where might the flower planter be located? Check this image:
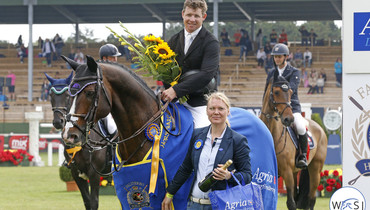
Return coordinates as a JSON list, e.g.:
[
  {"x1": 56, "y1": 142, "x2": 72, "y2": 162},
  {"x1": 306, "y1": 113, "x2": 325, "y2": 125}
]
[
  {"x1": 0, "y1": 159, "x2": 30, "y2": 167},
  {"x1": 323, "y1": 191, "x2": 334, "y2": 198},
  {"x1": 100, "y1": 186, "x2": 116, "y2": 195},
  {"x1": 66, "y1": 181, "x2": 79, "y2": 192}
]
